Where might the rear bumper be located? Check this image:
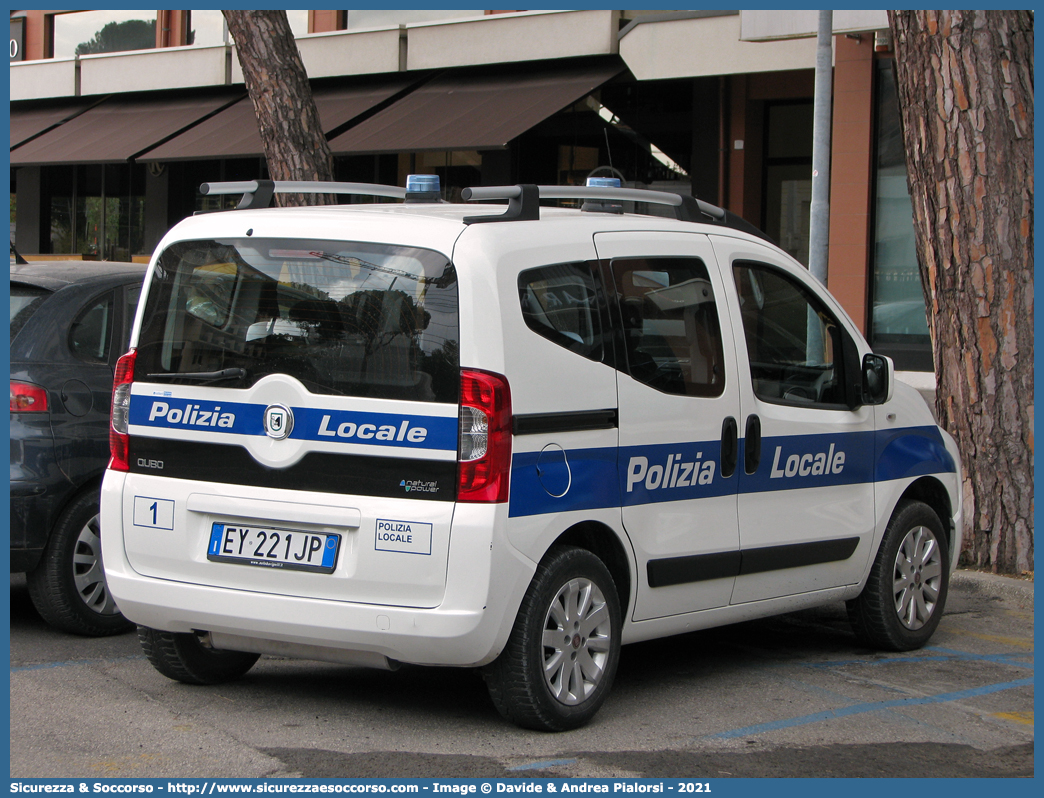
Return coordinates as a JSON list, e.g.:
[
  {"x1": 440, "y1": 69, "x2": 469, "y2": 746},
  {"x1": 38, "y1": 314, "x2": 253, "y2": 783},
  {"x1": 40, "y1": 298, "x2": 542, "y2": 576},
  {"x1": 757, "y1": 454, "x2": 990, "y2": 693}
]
[
  {"x1": 101, "y1": 472, "x2": 535, "y2": 668},
  {"x1": 105, "y1": 570, "x2": 501, "y2": 666}
]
